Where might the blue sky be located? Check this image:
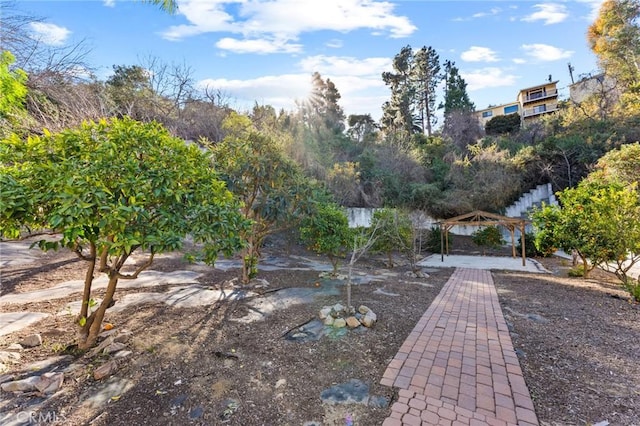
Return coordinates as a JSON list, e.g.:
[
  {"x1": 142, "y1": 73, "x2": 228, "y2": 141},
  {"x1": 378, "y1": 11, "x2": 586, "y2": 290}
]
[{"x1": 17, "y1": 0, "x2": 604, "y2": 121}]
